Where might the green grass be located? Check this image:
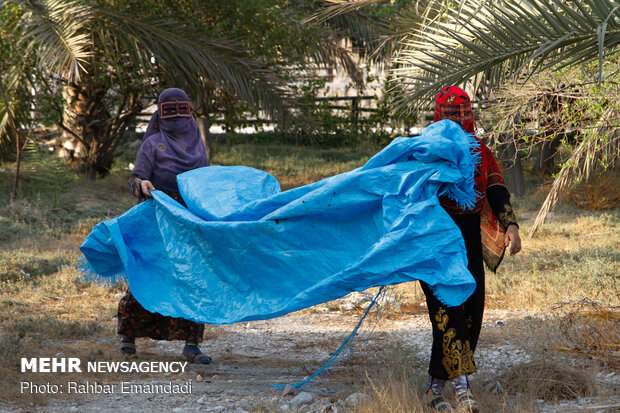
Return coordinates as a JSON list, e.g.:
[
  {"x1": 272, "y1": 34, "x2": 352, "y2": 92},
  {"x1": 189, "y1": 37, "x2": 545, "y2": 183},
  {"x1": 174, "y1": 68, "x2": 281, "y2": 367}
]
[{"x1": 212, "y1": 142, "x2": 381, "y2": 189}]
